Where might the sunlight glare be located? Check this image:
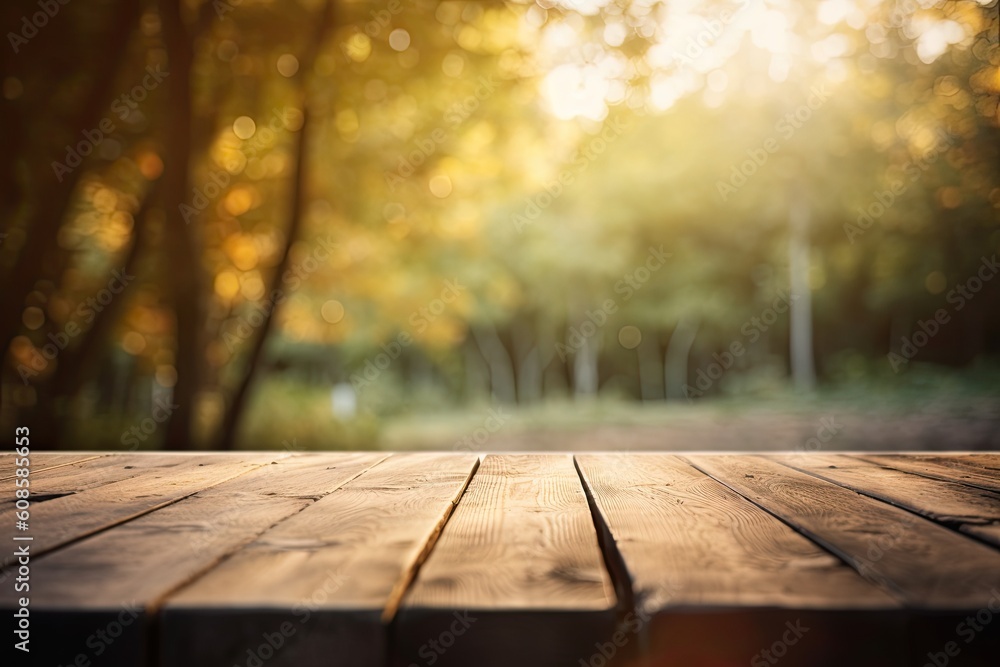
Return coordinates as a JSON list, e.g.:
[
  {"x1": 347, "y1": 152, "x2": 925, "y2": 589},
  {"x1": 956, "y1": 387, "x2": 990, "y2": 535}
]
[
  {"x1": 542, "y1": 63, "x2": 610, "y2": 121},
  {"x1": 817, "y1": 0, "x2": 855, "y2": 26},
  {"x1": 914, "y1": 19, "x2": 967, "y2": 64}
]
